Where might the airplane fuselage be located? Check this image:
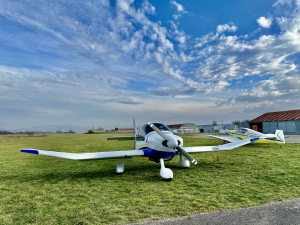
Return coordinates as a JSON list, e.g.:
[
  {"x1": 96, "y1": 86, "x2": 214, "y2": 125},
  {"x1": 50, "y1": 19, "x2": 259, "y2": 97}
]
[
  {"x1": 136, "y1": 131, "x2": 183, "y2": 162},
  {"x1": 227, "y1": 128, "x2": 285, "y2": 144}
]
